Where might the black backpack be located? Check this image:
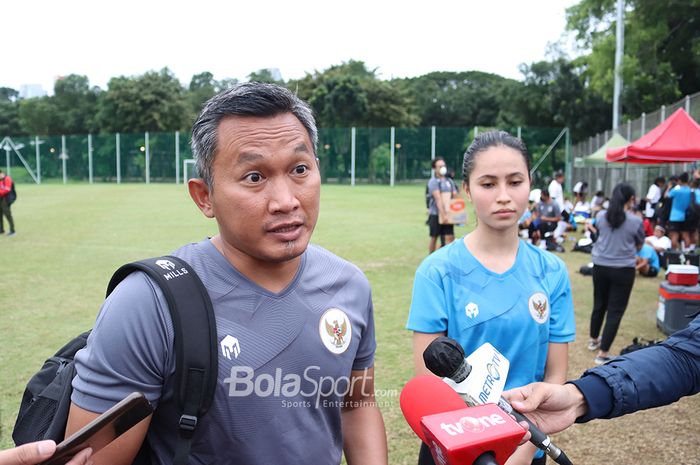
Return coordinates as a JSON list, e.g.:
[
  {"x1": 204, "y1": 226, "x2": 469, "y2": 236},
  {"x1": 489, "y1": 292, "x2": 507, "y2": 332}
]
[
  {"x1": 7, "y1": 181, "x2": 16, "y2": 205},
  {"x1": 686, "y1": 190, "x2": 700, "y2": 227},
  {"x1": 12, "y1": 256, "x2": 218, "y2": 465},
  {"x1": 620, "y1": 337, "x2": 663, "y2": 355}
]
